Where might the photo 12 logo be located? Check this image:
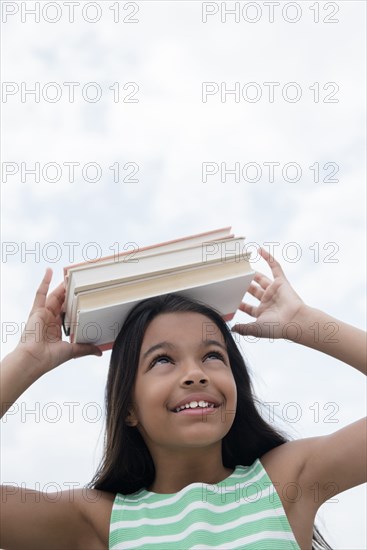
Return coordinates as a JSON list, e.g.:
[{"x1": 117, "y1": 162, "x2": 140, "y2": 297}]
[
  {"x1": 1, "y1": 82, "x2": 140, "y2": 103},
  {"x1": 201, "y1": 161, "x2": 340, "y2": 184},
  {"x1": 1, "y1": 240, "x2": 140, "y2": 264},
  {"x1": 201, "y1": 2, "x2": 340, "y2": 24},
  {"x1": 1, "y1": 161, "x2": 140, "y2": 184},
  {"x1": 1, "y1": 2, "x2": 140, "y2": 24},
  {"x1": 201, "y1": 81, "x2": 339, "y2": 104}
]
